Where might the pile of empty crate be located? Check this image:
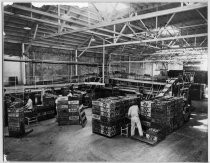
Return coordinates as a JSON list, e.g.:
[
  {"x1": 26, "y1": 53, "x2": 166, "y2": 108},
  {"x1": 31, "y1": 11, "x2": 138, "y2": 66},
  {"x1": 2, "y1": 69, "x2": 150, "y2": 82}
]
[
  {"x1": 140, "y1": 96, "x2": 187, "y2": 143},
  {"x1": 92, "y1": 95, "x2": 139, "y2": 137}
]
